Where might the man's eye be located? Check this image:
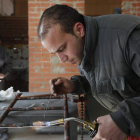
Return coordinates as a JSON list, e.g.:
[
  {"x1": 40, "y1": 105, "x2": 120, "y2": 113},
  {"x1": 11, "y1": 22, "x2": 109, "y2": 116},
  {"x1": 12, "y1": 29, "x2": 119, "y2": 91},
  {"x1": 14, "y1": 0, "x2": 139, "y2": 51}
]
[{"x1": 59, "y1": 47, "x2": 65, "y2": 52}]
